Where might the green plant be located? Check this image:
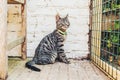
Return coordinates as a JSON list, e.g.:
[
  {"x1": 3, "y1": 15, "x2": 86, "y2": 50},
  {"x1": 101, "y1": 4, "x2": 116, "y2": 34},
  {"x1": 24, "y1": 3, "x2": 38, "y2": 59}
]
[
  {"x1": 107, "y1": 40, "x2": 112, "y2": 48},
  {"x1": 114, "y1": 21, "x2": 120, "y2": 30},
  {"x1": 111, "y1": 0, "x2": 120, "y2": 9},
  {"x1": 119, "y1": 47, "x2": 120, "y2": 52},
  {"x1": 106, "y1": 30, "x2": 120, "y2": 49},
  {"x1": 111, "y1": 34, "x2": 119, "y2": 43},
  {"x1": 103, "y1": 2, "x2": 111, "y2": 12},
  {"x1": 103, "y1": 0, "x2": 120, "y2": 12}
]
